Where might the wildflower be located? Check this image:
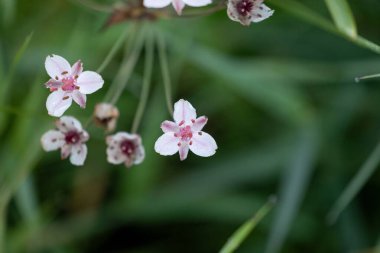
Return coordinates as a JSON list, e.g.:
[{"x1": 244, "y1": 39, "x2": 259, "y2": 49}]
[
  {"x1": 106, "y1": 132, "x2": 145, "y2": 168},
  {"x1": 143, "y1": 0, "x2": 212, "y2": 15},
  {"x1": 44, "y1": 54, "x2": 104, "y2": 117},
  {"x1": 41, "y1": 116, "x2": 89, "y2": 166},
  {"x1": 154, "y1": 99, "x2": 217, "y2": 161},
  {"x1": 227, "y1": 0, "x2": 274, "y2": 26},
  {"x1": 93, "y1": 103, "x2": 120, "y2": 132}
]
